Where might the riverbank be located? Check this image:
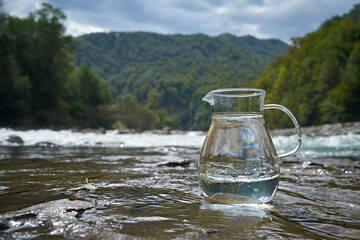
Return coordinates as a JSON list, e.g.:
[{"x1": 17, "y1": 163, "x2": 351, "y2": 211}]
[
  {"x1": 70, "y1": 122, "x2": 360, "y2": 136},
  {"x1": 48, "y1": 121, "x2": 360, "y2": 137},
  {"x1": 115, "y1": 122, "x2": 360, "y2": 136},
  {"x1": 270, "y1": 122, "x2": 360, "y2": 136}
]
